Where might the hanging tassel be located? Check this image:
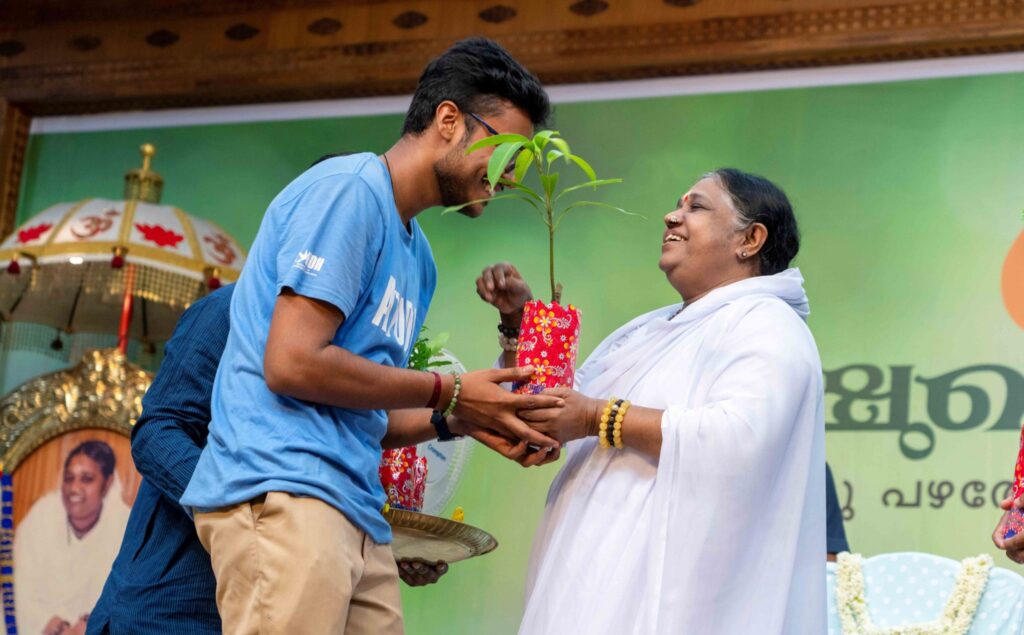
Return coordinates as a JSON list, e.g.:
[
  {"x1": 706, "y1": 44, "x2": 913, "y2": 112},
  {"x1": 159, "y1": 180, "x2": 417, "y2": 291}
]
[
  {"x1": 111, "y1": 246, "x2": 127, "y2": 269},
  {"x1": 205, "y1": 266, "x2": 222, "y2": 290},
  {"x1": 6, "y1": 258, "x2": 19, "y2": 275}
]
